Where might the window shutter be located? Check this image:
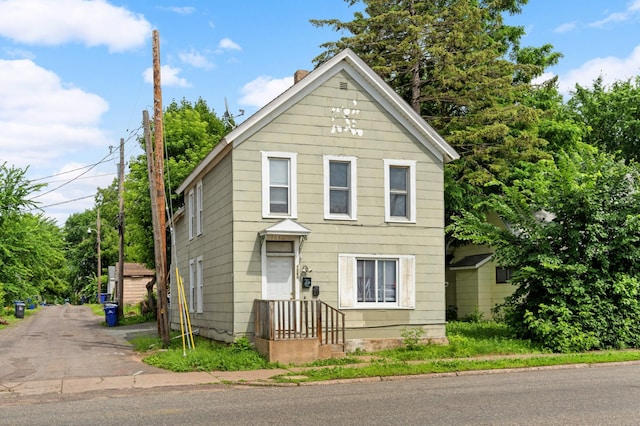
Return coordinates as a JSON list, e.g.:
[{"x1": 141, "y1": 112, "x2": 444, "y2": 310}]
[
  {"x1": 338, "y1": 255, "x2": 355, "y2": 308},
  {"x1": 399, "y1": 256, "x2": 415, "y2": 308}
]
